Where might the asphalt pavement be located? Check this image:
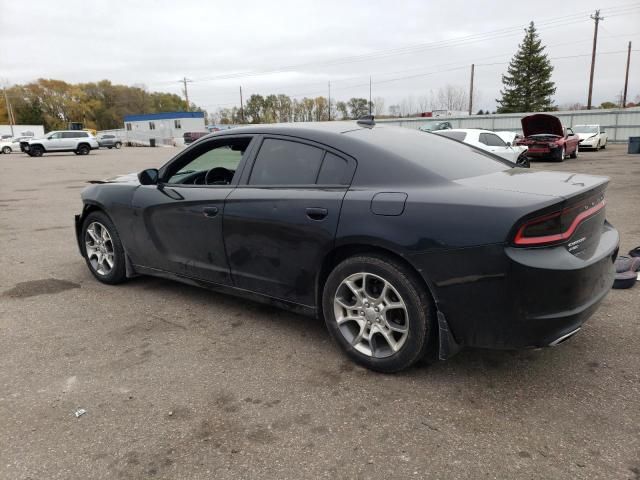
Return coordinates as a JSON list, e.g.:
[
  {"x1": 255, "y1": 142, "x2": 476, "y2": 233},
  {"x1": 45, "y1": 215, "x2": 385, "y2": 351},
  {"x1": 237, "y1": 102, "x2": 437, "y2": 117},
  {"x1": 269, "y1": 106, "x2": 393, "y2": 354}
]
[{"x1": 1, "y1": 144, "x2": 638, "y2": 479}]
